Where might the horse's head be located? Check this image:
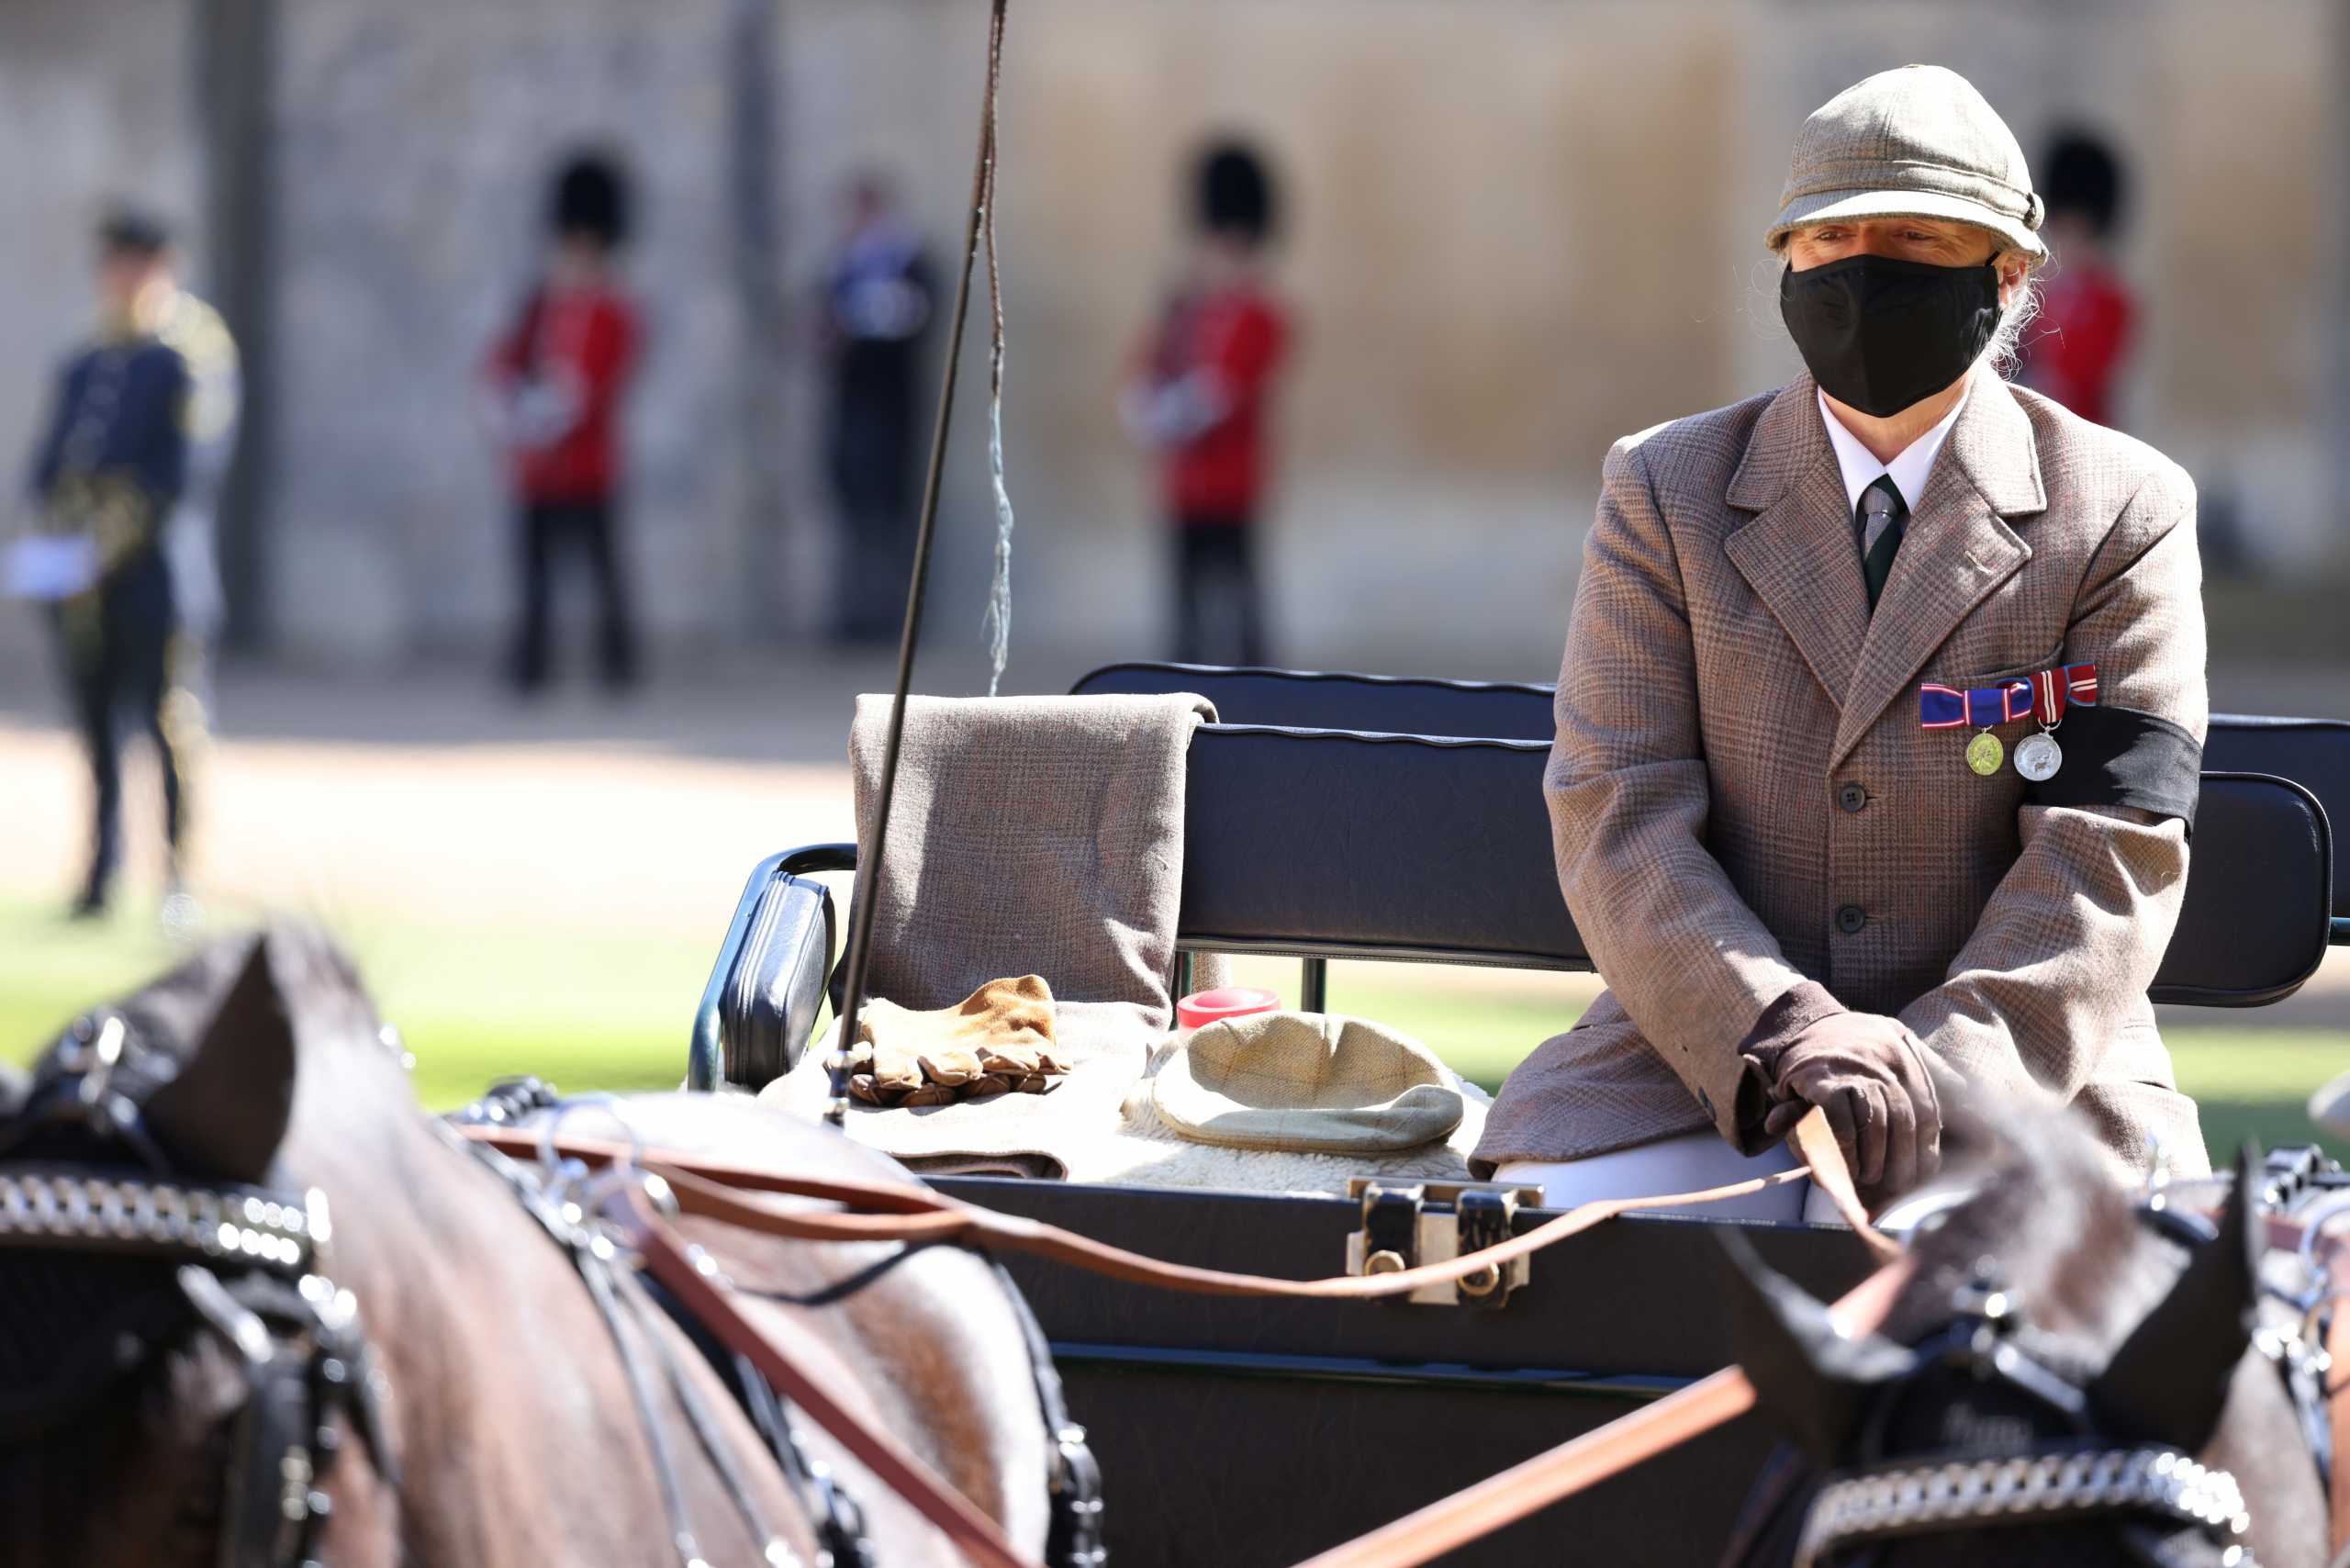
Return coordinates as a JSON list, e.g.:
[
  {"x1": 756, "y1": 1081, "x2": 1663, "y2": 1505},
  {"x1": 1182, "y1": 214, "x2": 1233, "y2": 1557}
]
[
  {"x1": 0, "y1": 924, "x2": 408, "y2": 1568},
  {"x1": 1721, "y1": 1111, "x2": 2330, "y2": 1568}
]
